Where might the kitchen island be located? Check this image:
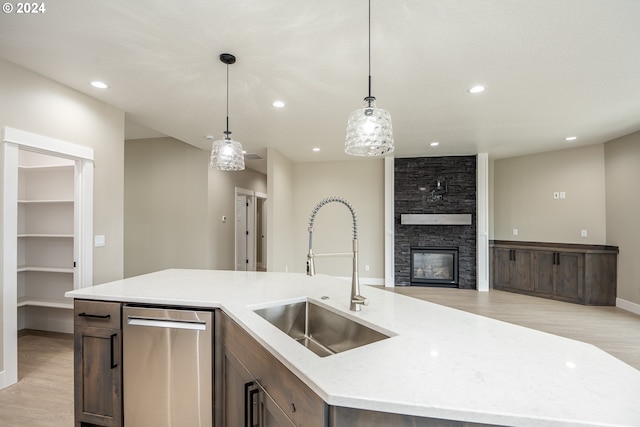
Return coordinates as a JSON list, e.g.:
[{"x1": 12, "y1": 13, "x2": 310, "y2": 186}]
[{"x1": 66, "y1": 269, "x2": 640, "y2": 426}]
